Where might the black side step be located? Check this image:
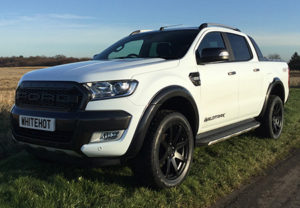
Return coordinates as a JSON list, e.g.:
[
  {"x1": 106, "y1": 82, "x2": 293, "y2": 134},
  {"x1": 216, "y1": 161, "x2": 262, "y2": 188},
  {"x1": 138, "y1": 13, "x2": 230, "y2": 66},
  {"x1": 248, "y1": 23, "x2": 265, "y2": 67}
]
[{"x1": 196, "y1": 119, "x2": 260, "y2": 146}]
